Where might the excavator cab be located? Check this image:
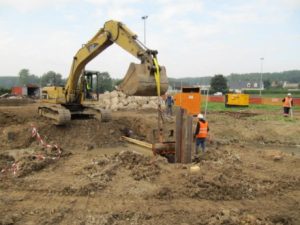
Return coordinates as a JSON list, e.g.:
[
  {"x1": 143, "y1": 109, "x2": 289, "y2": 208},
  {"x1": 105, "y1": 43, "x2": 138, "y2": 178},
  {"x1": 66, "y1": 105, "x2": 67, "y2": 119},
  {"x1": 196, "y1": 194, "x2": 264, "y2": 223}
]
[
  {"x1": 118, "y1": 63, "x2": 168, "y2": 96},
  {"x1": 81, "y1": 70, "x2": 100, "y2": 102}
]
